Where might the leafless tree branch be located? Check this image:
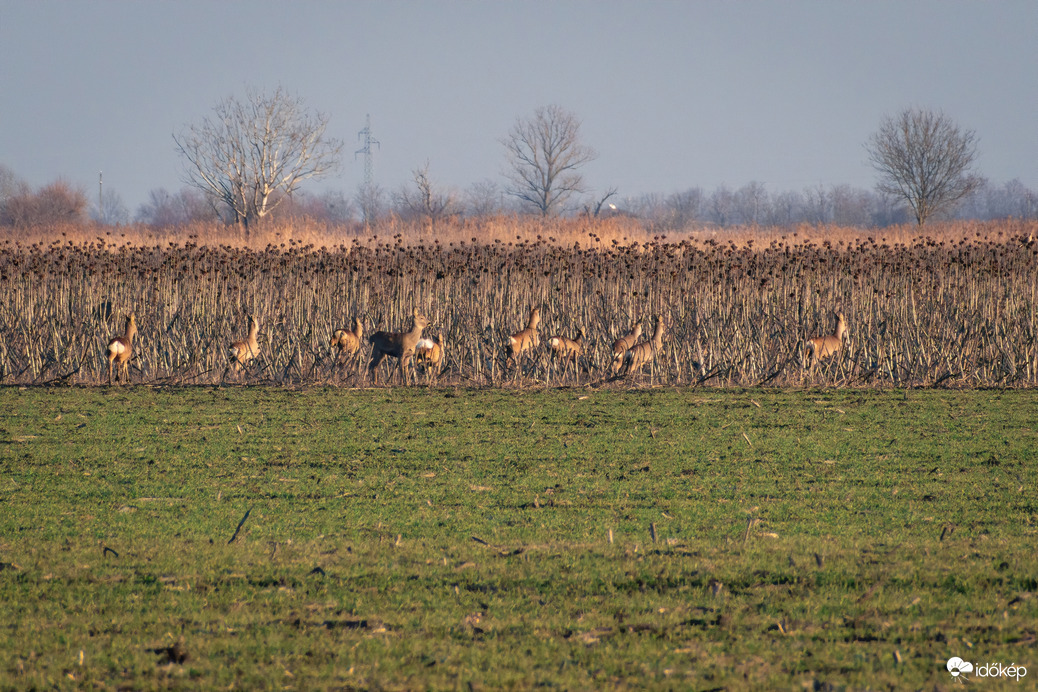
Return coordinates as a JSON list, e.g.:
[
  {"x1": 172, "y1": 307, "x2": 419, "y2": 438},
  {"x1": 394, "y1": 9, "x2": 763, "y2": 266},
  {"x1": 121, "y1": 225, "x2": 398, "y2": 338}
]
[
  {"x1": 173, "y1": 86, "x2": 343, "y2": 229},
  {"x1": 501, "y1": 105, "x2": 596, "y2": 216},
  {"x1": 866, "y1": 108, "x2": 983, "y2": 226}
]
